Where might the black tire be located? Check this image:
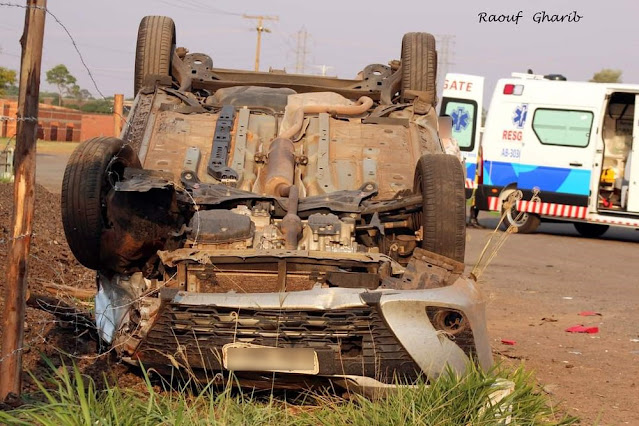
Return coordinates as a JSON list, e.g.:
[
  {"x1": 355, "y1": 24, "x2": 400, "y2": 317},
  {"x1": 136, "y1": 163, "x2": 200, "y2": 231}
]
[
  {"x1": 499, "y1": 190, "x2": 541, "y2": 233},
  {"x1": 61, "y1": 137, "x2": 141, "y2": 270},
  {"x1": 134, "y1": 16, "x2": 176, "y2": 95},
  {"x1": 400, "y1": 32, "x2": 437, "y2": 105},
  {"x1": 574, "y1": 222, "x2": 609, "y2": 238},
  {"x1": 413, "y1": 154, "x2": 466, "y2": 262}
]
